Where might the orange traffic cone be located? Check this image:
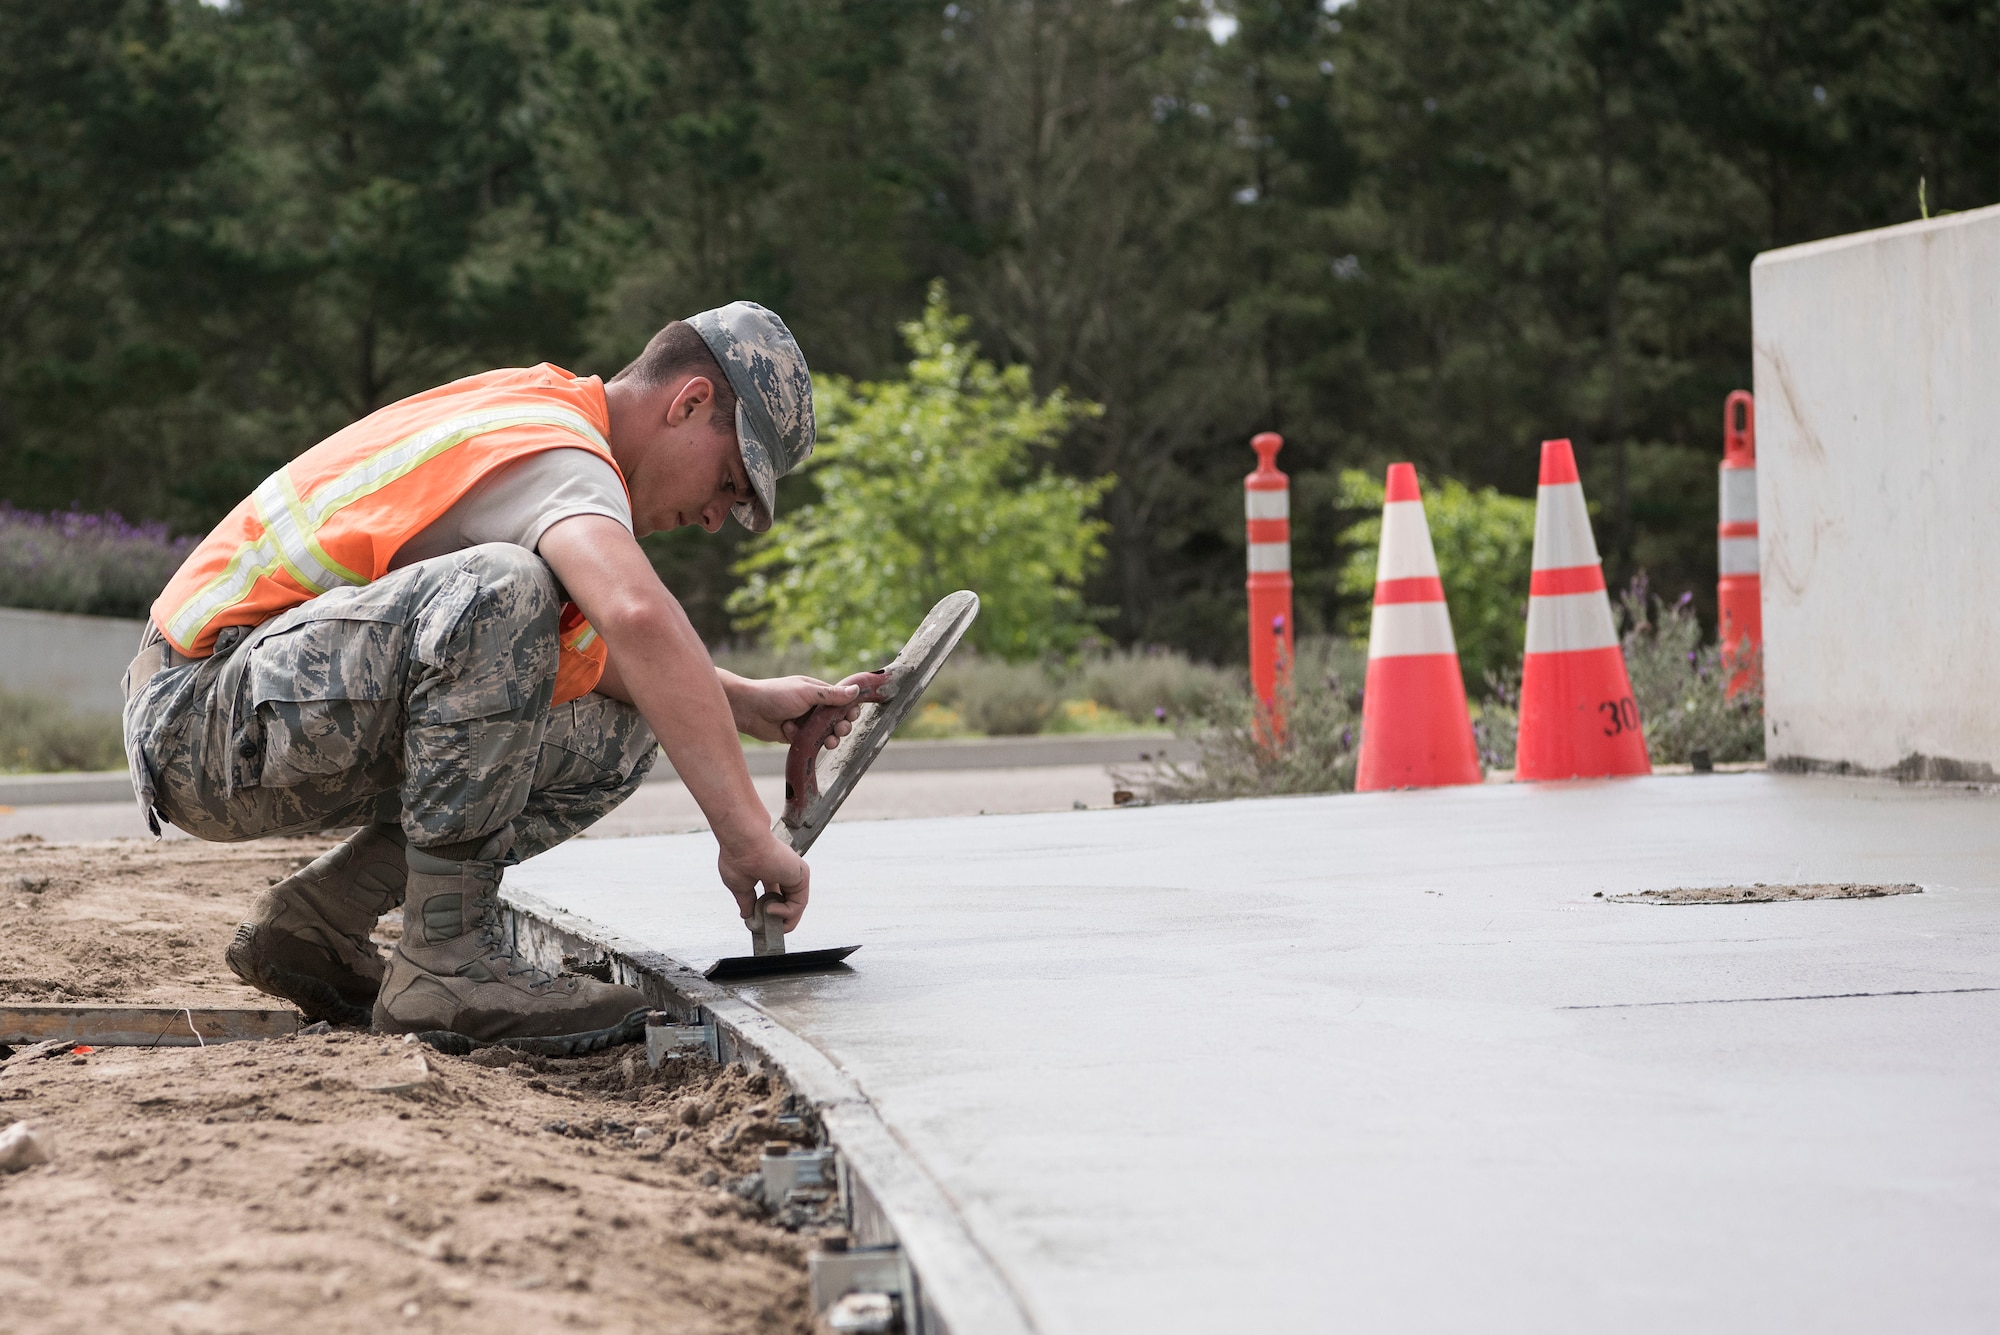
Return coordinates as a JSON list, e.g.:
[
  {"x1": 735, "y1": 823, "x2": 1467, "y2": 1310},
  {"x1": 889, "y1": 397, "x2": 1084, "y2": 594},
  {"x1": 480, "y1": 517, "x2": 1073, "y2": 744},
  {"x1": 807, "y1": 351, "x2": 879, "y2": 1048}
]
[
  {"x1": 1515, "y1": 439, "x2": 1650, "y2": 780},
  {"x1": 1356, "y1": 464, "x2": 1482, "y2": 791}
]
